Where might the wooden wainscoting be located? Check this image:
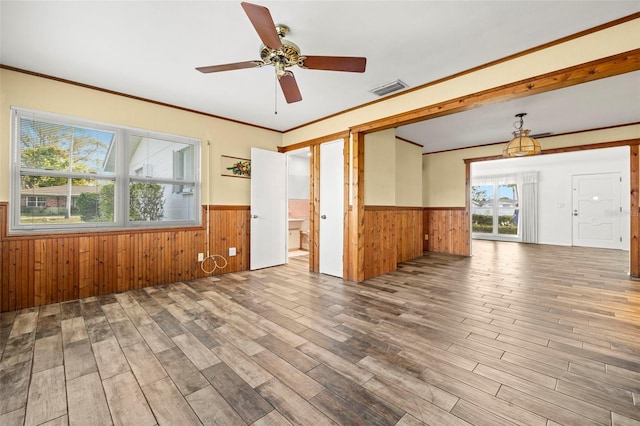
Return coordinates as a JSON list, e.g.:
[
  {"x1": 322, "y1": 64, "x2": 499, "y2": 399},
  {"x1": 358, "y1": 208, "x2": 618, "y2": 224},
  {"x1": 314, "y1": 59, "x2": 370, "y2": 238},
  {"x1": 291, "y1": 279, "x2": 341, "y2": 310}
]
[
  {"x1": 423, "y1": 207, "x2": 470, "y2": 256},
  {"x1": 0, "y1": 203, "x2": 249, "y2": 312},
  {"x1": 363, "y1": 206, "x2": 423, "y2": 280},
  {"x1": 396, "y1": 207, "x2": 424, "y2": 262}
]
